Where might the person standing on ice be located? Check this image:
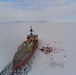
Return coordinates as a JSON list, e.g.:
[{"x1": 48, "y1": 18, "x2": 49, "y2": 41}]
[{"x1": 40, "y1": 46, "x2": 45, "y2": 52}]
